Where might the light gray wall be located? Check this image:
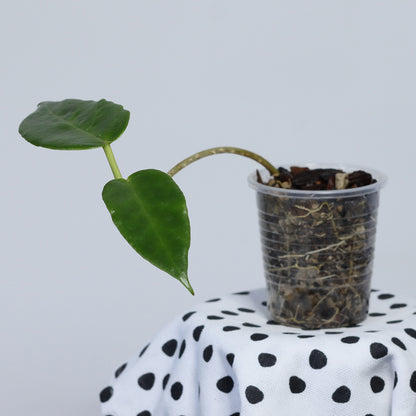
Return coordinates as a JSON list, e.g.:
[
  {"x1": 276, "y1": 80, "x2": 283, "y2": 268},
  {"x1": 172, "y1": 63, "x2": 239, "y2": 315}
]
[{"x1": 2, "y1": 1, "x2": 415, "y2": 414}]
